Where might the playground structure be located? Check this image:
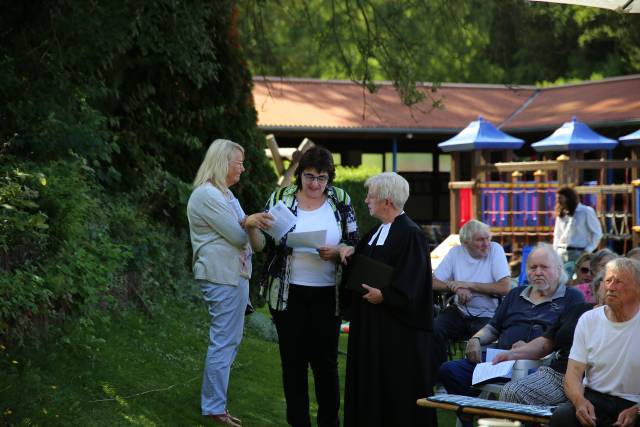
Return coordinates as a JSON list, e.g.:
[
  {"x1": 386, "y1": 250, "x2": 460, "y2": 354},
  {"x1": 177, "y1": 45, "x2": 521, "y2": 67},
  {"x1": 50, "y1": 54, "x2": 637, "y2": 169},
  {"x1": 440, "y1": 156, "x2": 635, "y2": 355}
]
[
  {"x1": 446, "y1": 148, "x2": 640, "y2": 255},
  {"x1": 263, "y1": 119, "x2": 640, "y2": 256}
]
